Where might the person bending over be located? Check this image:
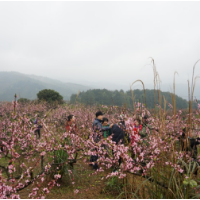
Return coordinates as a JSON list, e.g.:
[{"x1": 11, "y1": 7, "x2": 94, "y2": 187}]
[
  {"x1": 90, "y1": 111, "x2": 113, "y2": 170},
  {"x1": 110, "y1": 123, "x2": 124, "y2": 172},
  {"x1": 102, "y1": 117, "x2": 112, "y2": 138}
]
